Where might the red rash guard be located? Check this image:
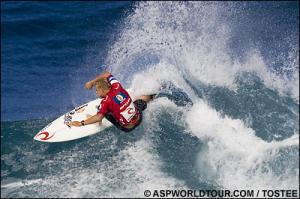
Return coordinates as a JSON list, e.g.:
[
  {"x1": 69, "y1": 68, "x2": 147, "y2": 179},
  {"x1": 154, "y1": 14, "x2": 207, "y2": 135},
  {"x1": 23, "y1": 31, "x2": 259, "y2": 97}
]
[{"x1": 97, "y1": 75, "x2": 140, "y2": 126}]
